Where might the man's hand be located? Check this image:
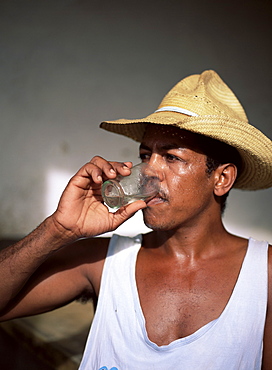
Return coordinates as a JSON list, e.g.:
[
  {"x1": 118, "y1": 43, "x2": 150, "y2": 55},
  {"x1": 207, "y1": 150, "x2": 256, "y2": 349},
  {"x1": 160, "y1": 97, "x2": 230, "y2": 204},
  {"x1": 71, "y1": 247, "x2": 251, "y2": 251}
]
[
  {"x1": 0, "y1": 156, "x2": 147, "y2": 318},
  {"x1": 51, "y1": 156, "x2": 147, "y2": 241}
]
